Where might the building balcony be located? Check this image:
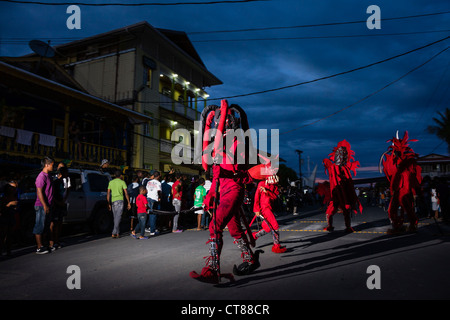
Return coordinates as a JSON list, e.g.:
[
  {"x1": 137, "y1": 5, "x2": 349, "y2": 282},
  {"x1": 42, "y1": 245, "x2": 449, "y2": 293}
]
[
  {"x1": 159, "y1": 93, "x2": 200, "y2": 121},
  {"x1": 0, "y1": 130, "x2": 127, "y2": 168},
  {"x1": 160, "y1": 138, "x2": 193, "y2": 163},
  {"x1": 417, "y1": 154, "x2": 450, "y2": 178}
]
